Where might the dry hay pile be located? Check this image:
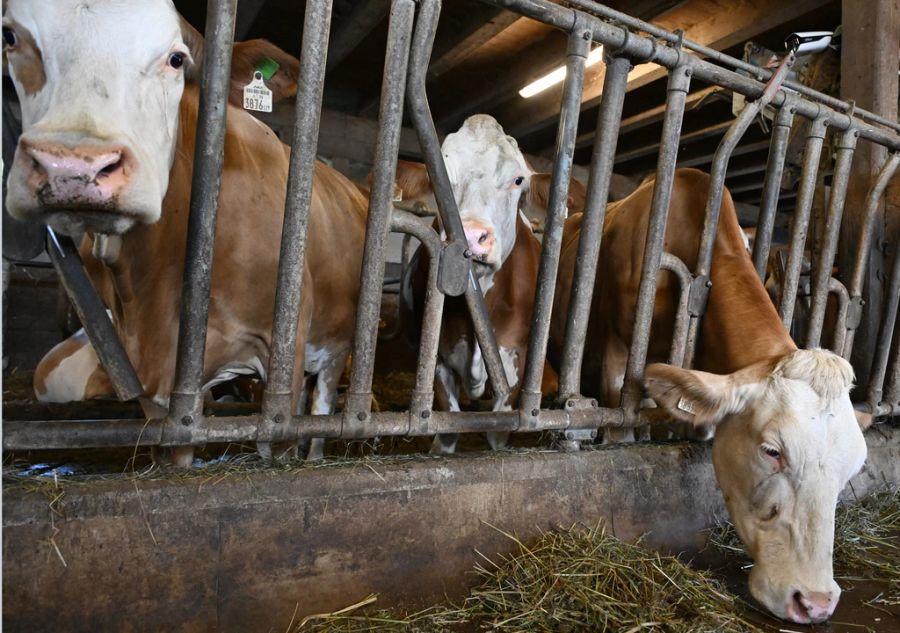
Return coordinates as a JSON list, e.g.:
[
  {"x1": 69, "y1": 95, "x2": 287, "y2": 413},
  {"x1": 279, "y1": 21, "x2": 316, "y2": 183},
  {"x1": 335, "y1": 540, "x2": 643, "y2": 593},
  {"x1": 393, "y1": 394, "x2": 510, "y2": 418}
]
[
  {"x1": 709, "y1": 487, "x2": 900, "y2": 608},
  {"x1": 295, "y1": 524, "x2": 765, "y2": 633}
]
